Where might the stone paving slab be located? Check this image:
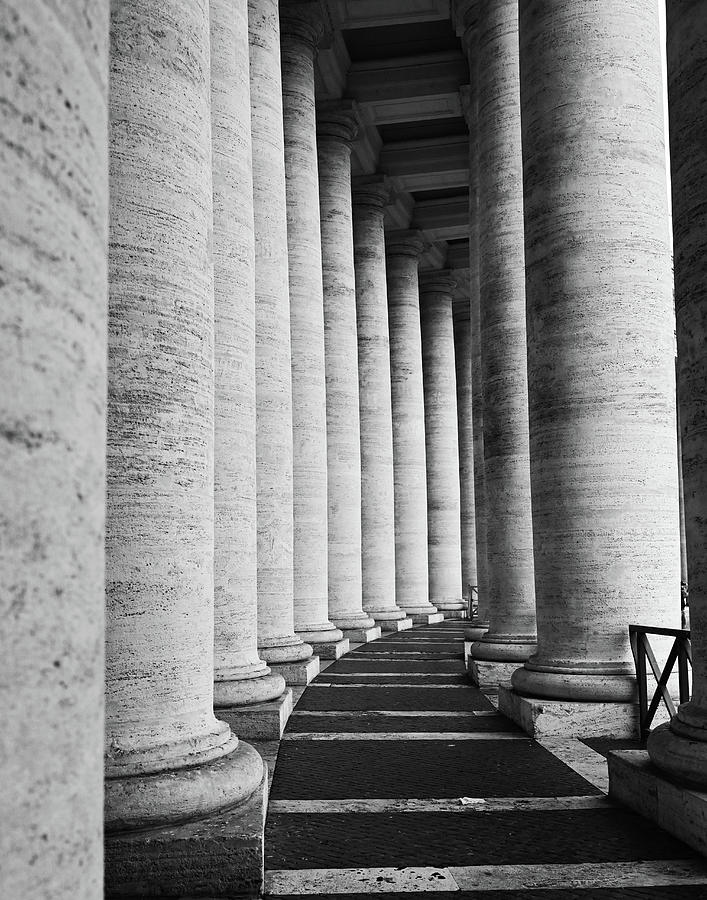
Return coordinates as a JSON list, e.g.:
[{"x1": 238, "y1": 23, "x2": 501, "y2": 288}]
[
  {"x1": 285, "y1": 713, "x2": 522, "y2": 733},
  {"x1": 323, "y1": 659, "x2": 466, "y2": 674},
  {"x1": 269, "y1": 891, "x2": 707, "y2": 899},
  {"x1": 293, "y1": 686, "x2": 490, "y2": 711},
  {"x1": 265, "y1": 810, "x2": 699, "y2": 868},
  {"x1": 269, "y1": 739, "x2": 601, "y2": 799},
  {"x1": 317, "y1": 673, "x2": 469, "y2": 684}
]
